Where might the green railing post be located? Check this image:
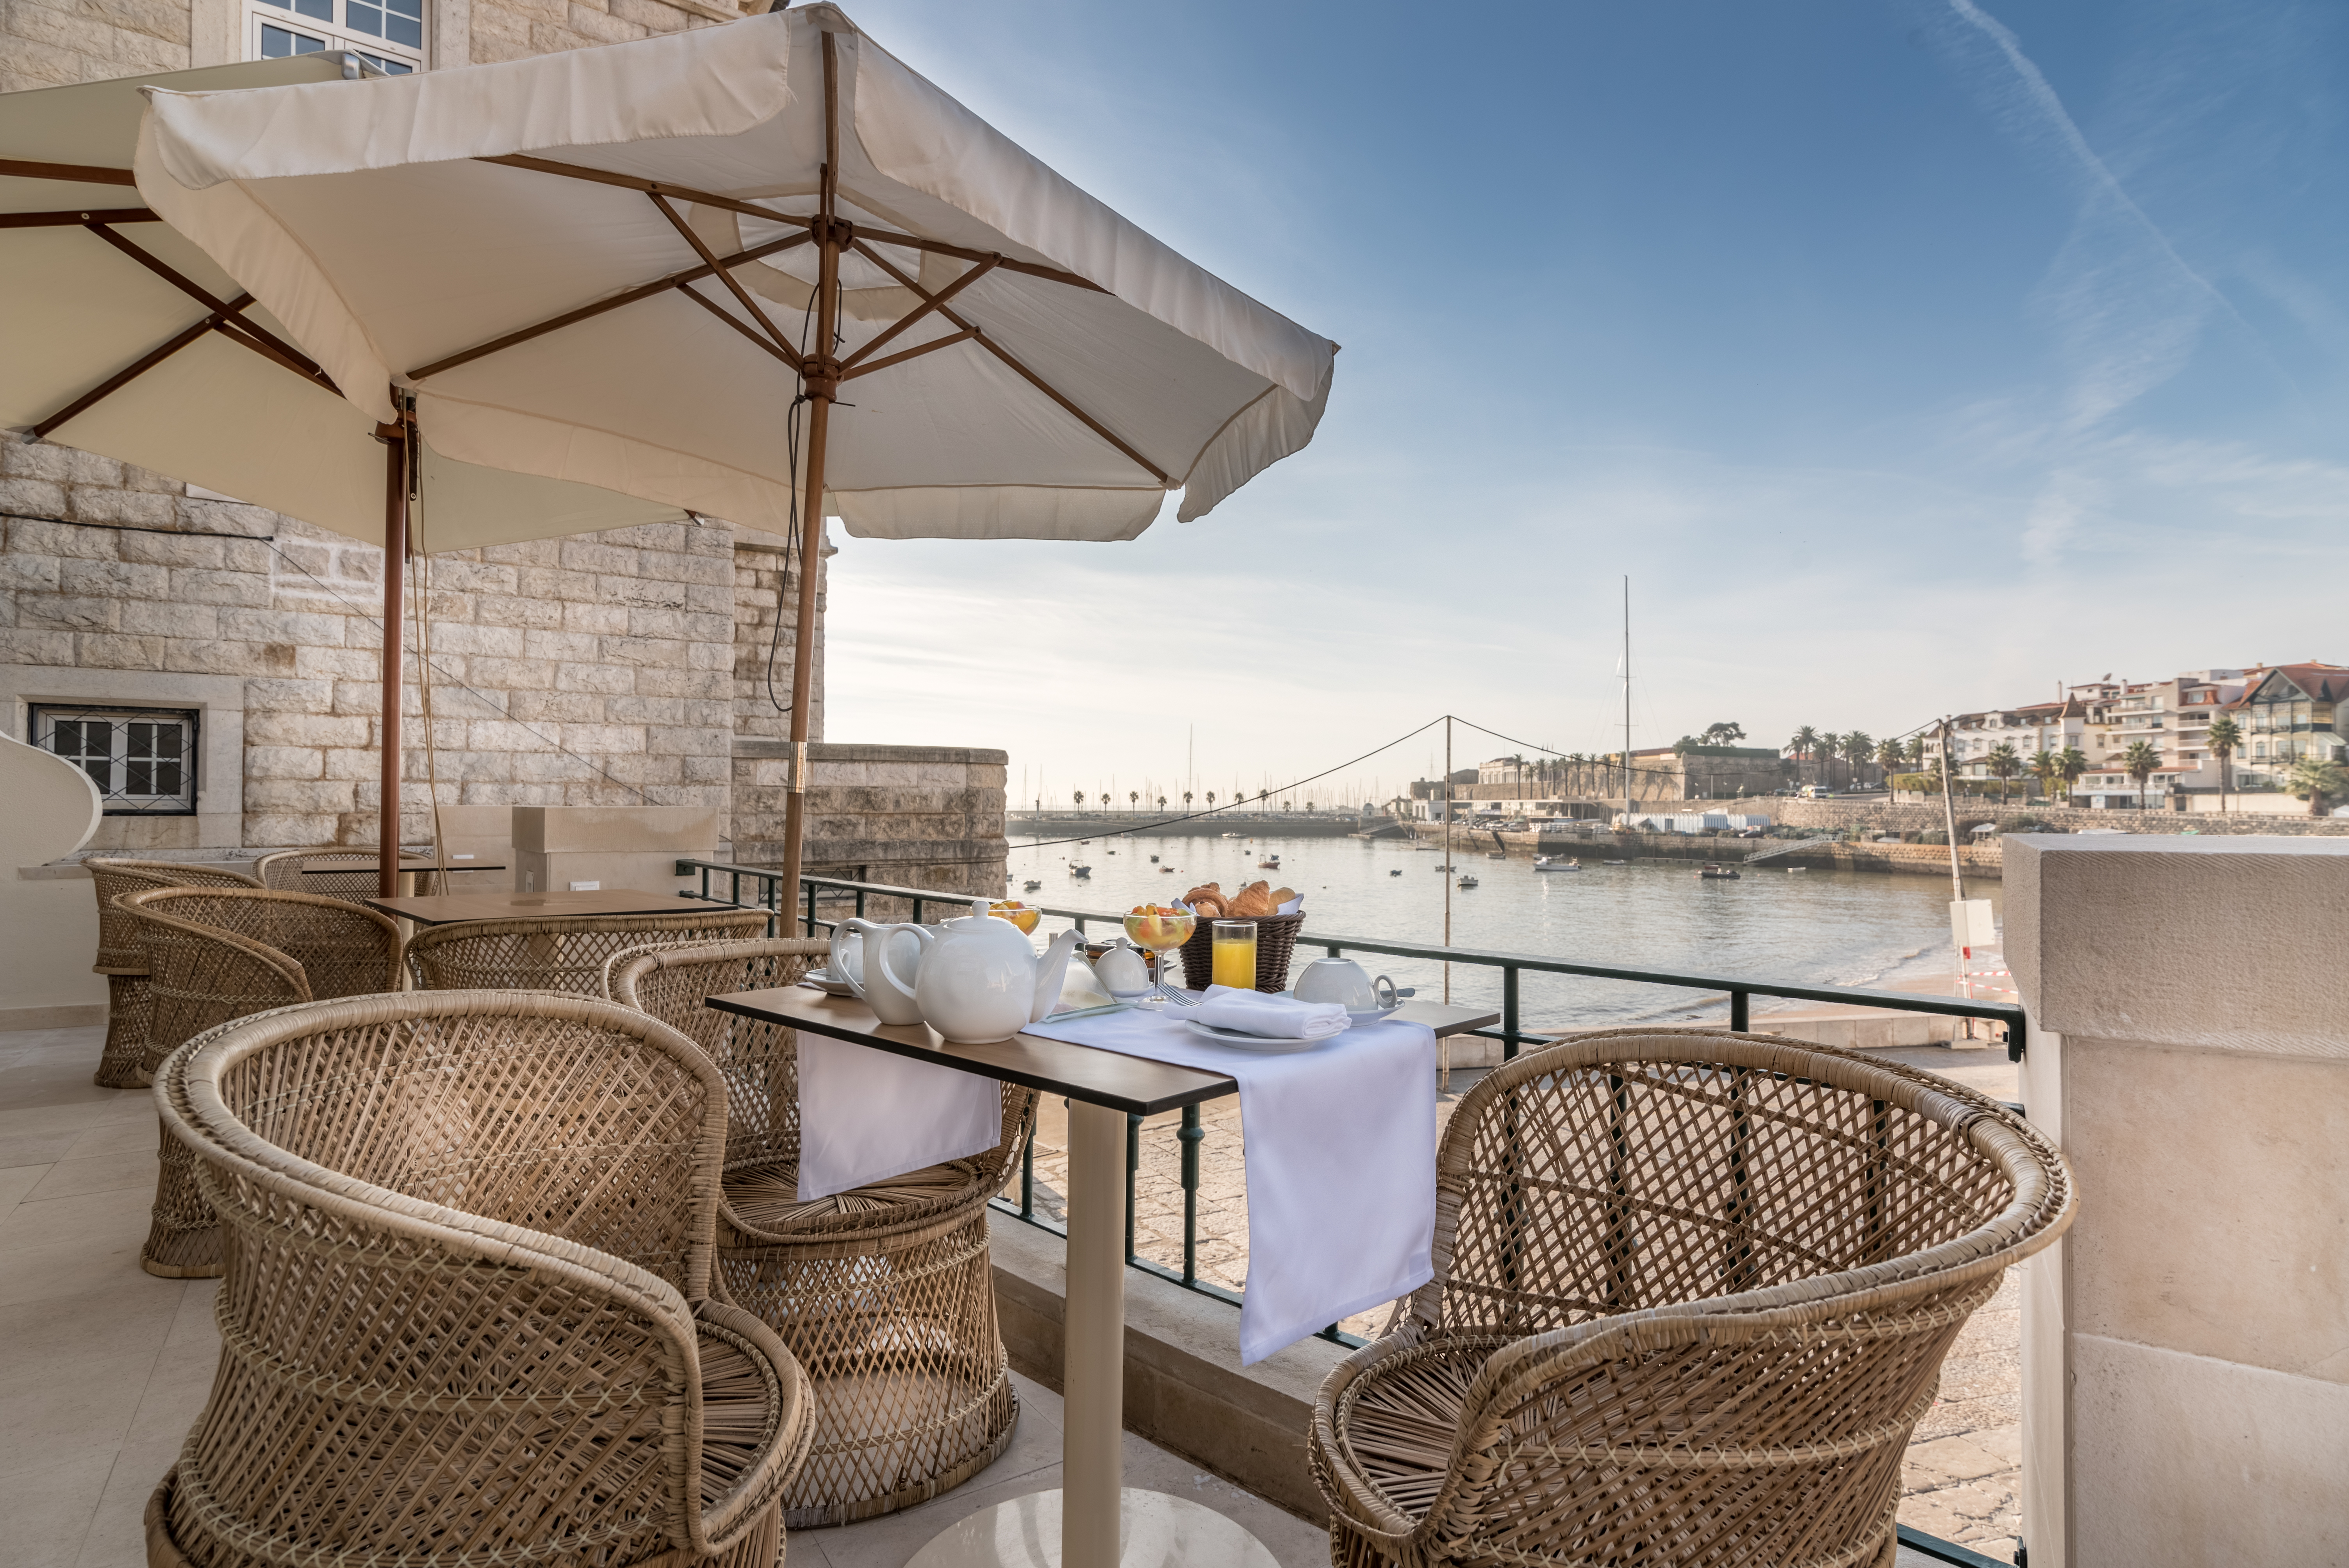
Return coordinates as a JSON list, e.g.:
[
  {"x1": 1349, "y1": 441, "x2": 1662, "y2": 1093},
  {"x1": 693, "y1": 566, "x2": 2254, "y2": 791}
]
[
  {"x1": 803, "y1": 879, "x2": 817, "y2": 938},
  {"x1": 1178, "y1": 1104, "x2": 1203, "y2": 1287},
  {"x1": 1730, "y1": 990, "x2": 1749, "y2": 1031},
  {"x1": 1020, "y1": 1133, "x2": 1034, "y2": 1220},
  {"x1": 1502, "y1": 966, "x2": 1520, "y2": 1061}
]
